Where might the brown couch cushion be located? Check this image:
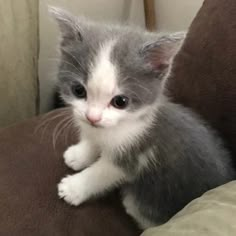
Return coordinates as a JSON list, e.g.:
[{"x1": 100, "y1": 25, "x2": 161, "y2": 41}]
[
  {"x1": 0, "y1": 110, "x2": 140, "y2": 236},
  {"x1": 168, "y1": 0, "x2": 236, "y2": 159},
  {"x1": 0, "y1": 0, "x2": 235, "y2": 235}
]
